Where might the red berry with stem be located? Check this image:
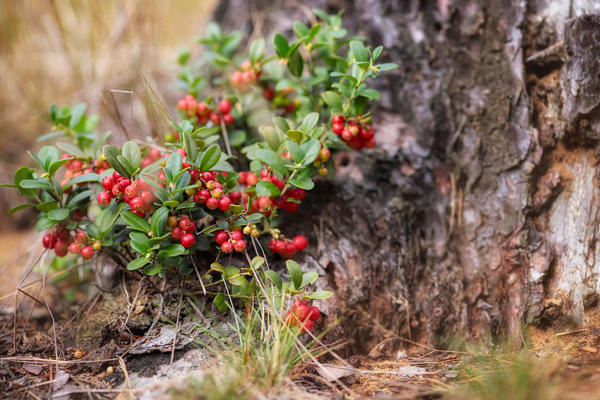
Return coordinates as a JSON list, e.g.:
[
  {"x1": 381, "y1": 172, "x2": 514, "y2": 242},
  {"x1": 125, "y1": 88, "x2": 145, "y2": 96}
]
[
  {"x1": 80, "y1": 246, "x2": 94, "y2": 259},
  {"x1": 230, "y1": 191, "x2": 242, "y2": 203},
  {"x1": 341, "y1": 129, "x2": 353, "y2": 141},
  {"x1": 233, "y1": 239, "x2": 246, "y2": 252},
  {"x1": 117, "y1": 178, "x2": 131, "y2": 192},
  {"x1": 76, "y1": 231, "x2": 87, "y2": 243},
  {"x1": 97, "y1": 191, "x2": 112, "y2": 205},
  {"x1": 230, "y1": 230, "x2": 243, "y2": 241},
  {"x1": 141, "y1": 190, "x2": 154, "y2": 205},
  {"x1": 42, "y1": 234, "x2": 57, "y2": 249},
  {"x1": 101, "y1": 176, "x2": 115, "y2": 190},
  {"x1": 308, "y1": 306, "x2": 321, "y2": 321},
  {"x1": 194, "y1": 190, "x2": 210, "y2": 204},
  {"x1": 246, "y1": 172, "x2": 258, "y2": 186},
  {"x1": 223, "y1": 113, "x2": 234, "y2": 126},
  {"x1": 293, "y1": 235, "x2": 308, "y2": 251},
  {"x1": 171, "y1": 227, "x2": 183, "y2": 240},
  {"x1": 332, "y1": 123, "x2": 344, "y2": 135},
  {"x1": 214, "y1": 231, "x2": 228, "y2": 245},
  {"x1": 221, "y1": 241, "x2": 234, "y2": 253},
  {"x1": 218, "y1": 99, "x2": 232, "y2": 114},
  {"x1": 180, "y1": 233, "x2": 195, "y2": 248},
  {"x1": 218, "y1": 196, "x2": 231, "y2": 211}
]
